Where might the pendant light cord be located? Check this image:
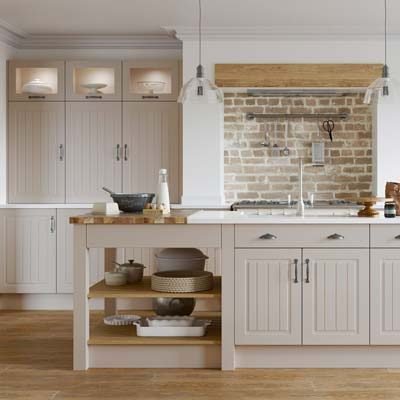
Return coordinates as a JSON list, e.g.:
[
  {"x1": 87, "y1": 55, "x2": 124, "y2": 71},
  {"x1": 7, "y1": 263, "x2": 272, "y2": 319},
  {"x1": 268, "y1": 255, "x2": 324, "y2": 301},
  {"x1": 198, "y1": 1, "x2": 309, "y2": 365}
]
[
  {"x1": 198, "y1": 0, "x2": 202, "y2": 66},
  {"x1": 384, "y1": 0, "x2": 387, "y2": 66}
]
